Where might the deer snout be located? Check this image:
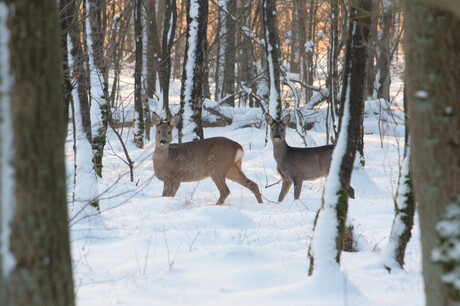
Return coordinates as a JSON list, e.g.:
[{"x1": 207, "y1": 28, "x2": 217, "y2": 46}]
[{"x1": 159, "y1": 139, "x2": 168, "y2": 145}]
